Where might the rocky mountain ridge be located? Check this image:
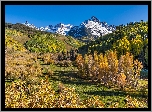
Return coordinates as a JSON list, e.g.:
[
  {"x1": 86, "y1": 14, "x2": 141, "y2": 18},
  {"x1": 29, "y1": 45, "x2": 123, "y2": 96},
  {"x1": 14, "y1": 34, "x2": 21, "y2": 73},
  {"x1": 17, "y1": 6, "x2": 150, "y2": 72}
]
[{"x1": 23, "y1": 16, "x2": 116, "y2": 38}]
